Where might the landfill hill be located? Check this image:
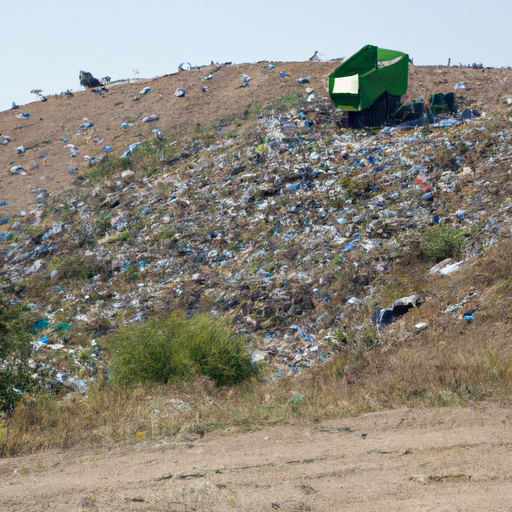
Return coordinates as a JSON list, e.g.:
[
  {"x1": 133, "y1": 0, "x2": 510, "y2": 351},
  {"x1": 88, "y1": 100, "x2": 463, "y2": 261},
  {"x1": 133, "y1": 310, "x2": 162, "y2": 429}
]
[
  {"x1": 1, "y1": 61, "x2": 511, "y2": 218},
  {"x1": 3, "y1": 60, "x2": 512, "y2": 450}
]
